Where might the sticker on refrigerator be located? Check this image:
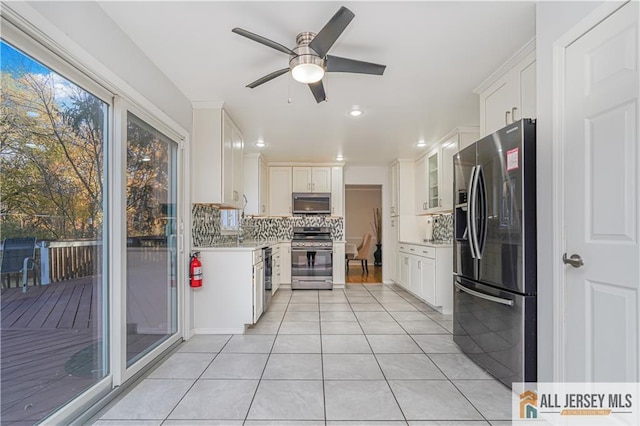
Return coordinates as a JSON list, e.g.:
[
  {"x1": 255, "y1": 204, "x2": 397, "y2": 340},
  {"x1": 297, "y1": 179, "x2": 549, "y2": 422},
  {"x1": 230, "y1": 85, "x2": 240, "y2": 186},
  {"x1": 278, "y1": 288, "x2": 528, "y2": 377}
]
[{"x1": 506, "y1": 148, "x2": 519, "y2": 171}]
